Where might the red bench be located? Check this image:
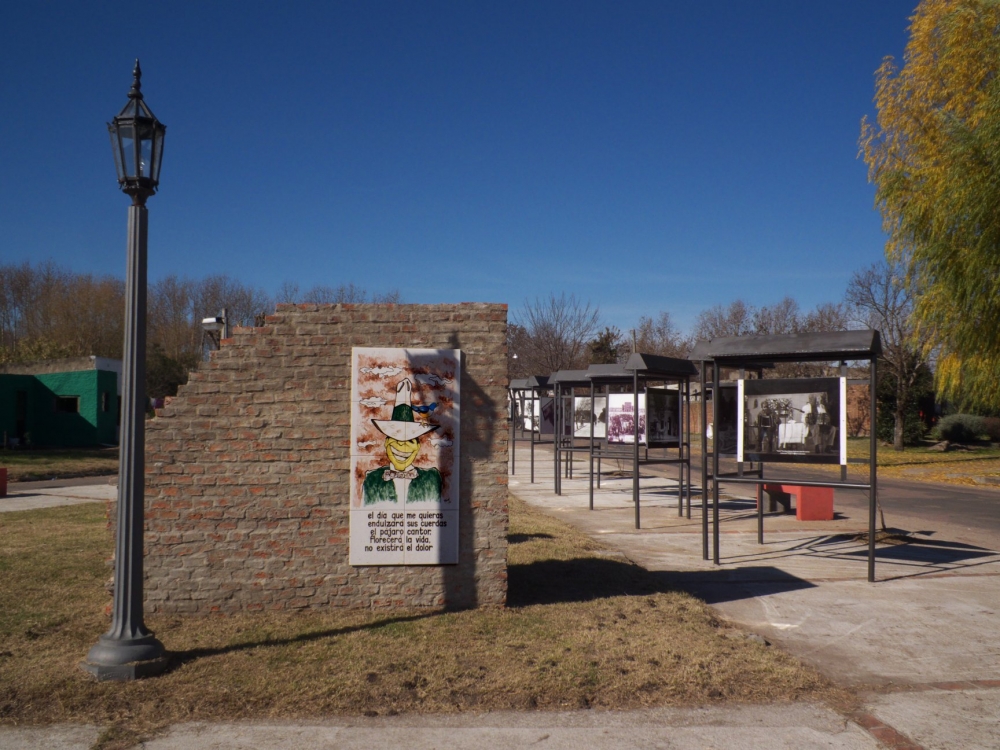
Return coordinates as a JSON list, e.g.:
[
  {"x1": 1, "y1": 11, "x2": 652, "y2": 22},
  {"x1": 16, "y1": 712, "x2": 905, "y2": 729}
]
[{"x1": 758, "y1": 483, "x2": 833, "y2": 521}]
